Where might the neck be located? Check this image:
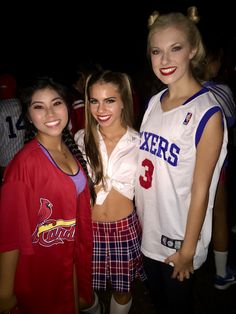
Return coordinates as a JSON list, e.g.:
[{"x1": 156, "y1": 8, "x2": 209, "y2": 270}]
[
  {"x1": 99, "y1": 125, "x2": 127, "y2": 139},
  {"x1": 36, "y1": 134, "x2": 64, "y2": 152},
  {"x1": 168, "y1": 77, "x2": 201, "y2": 99}
]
